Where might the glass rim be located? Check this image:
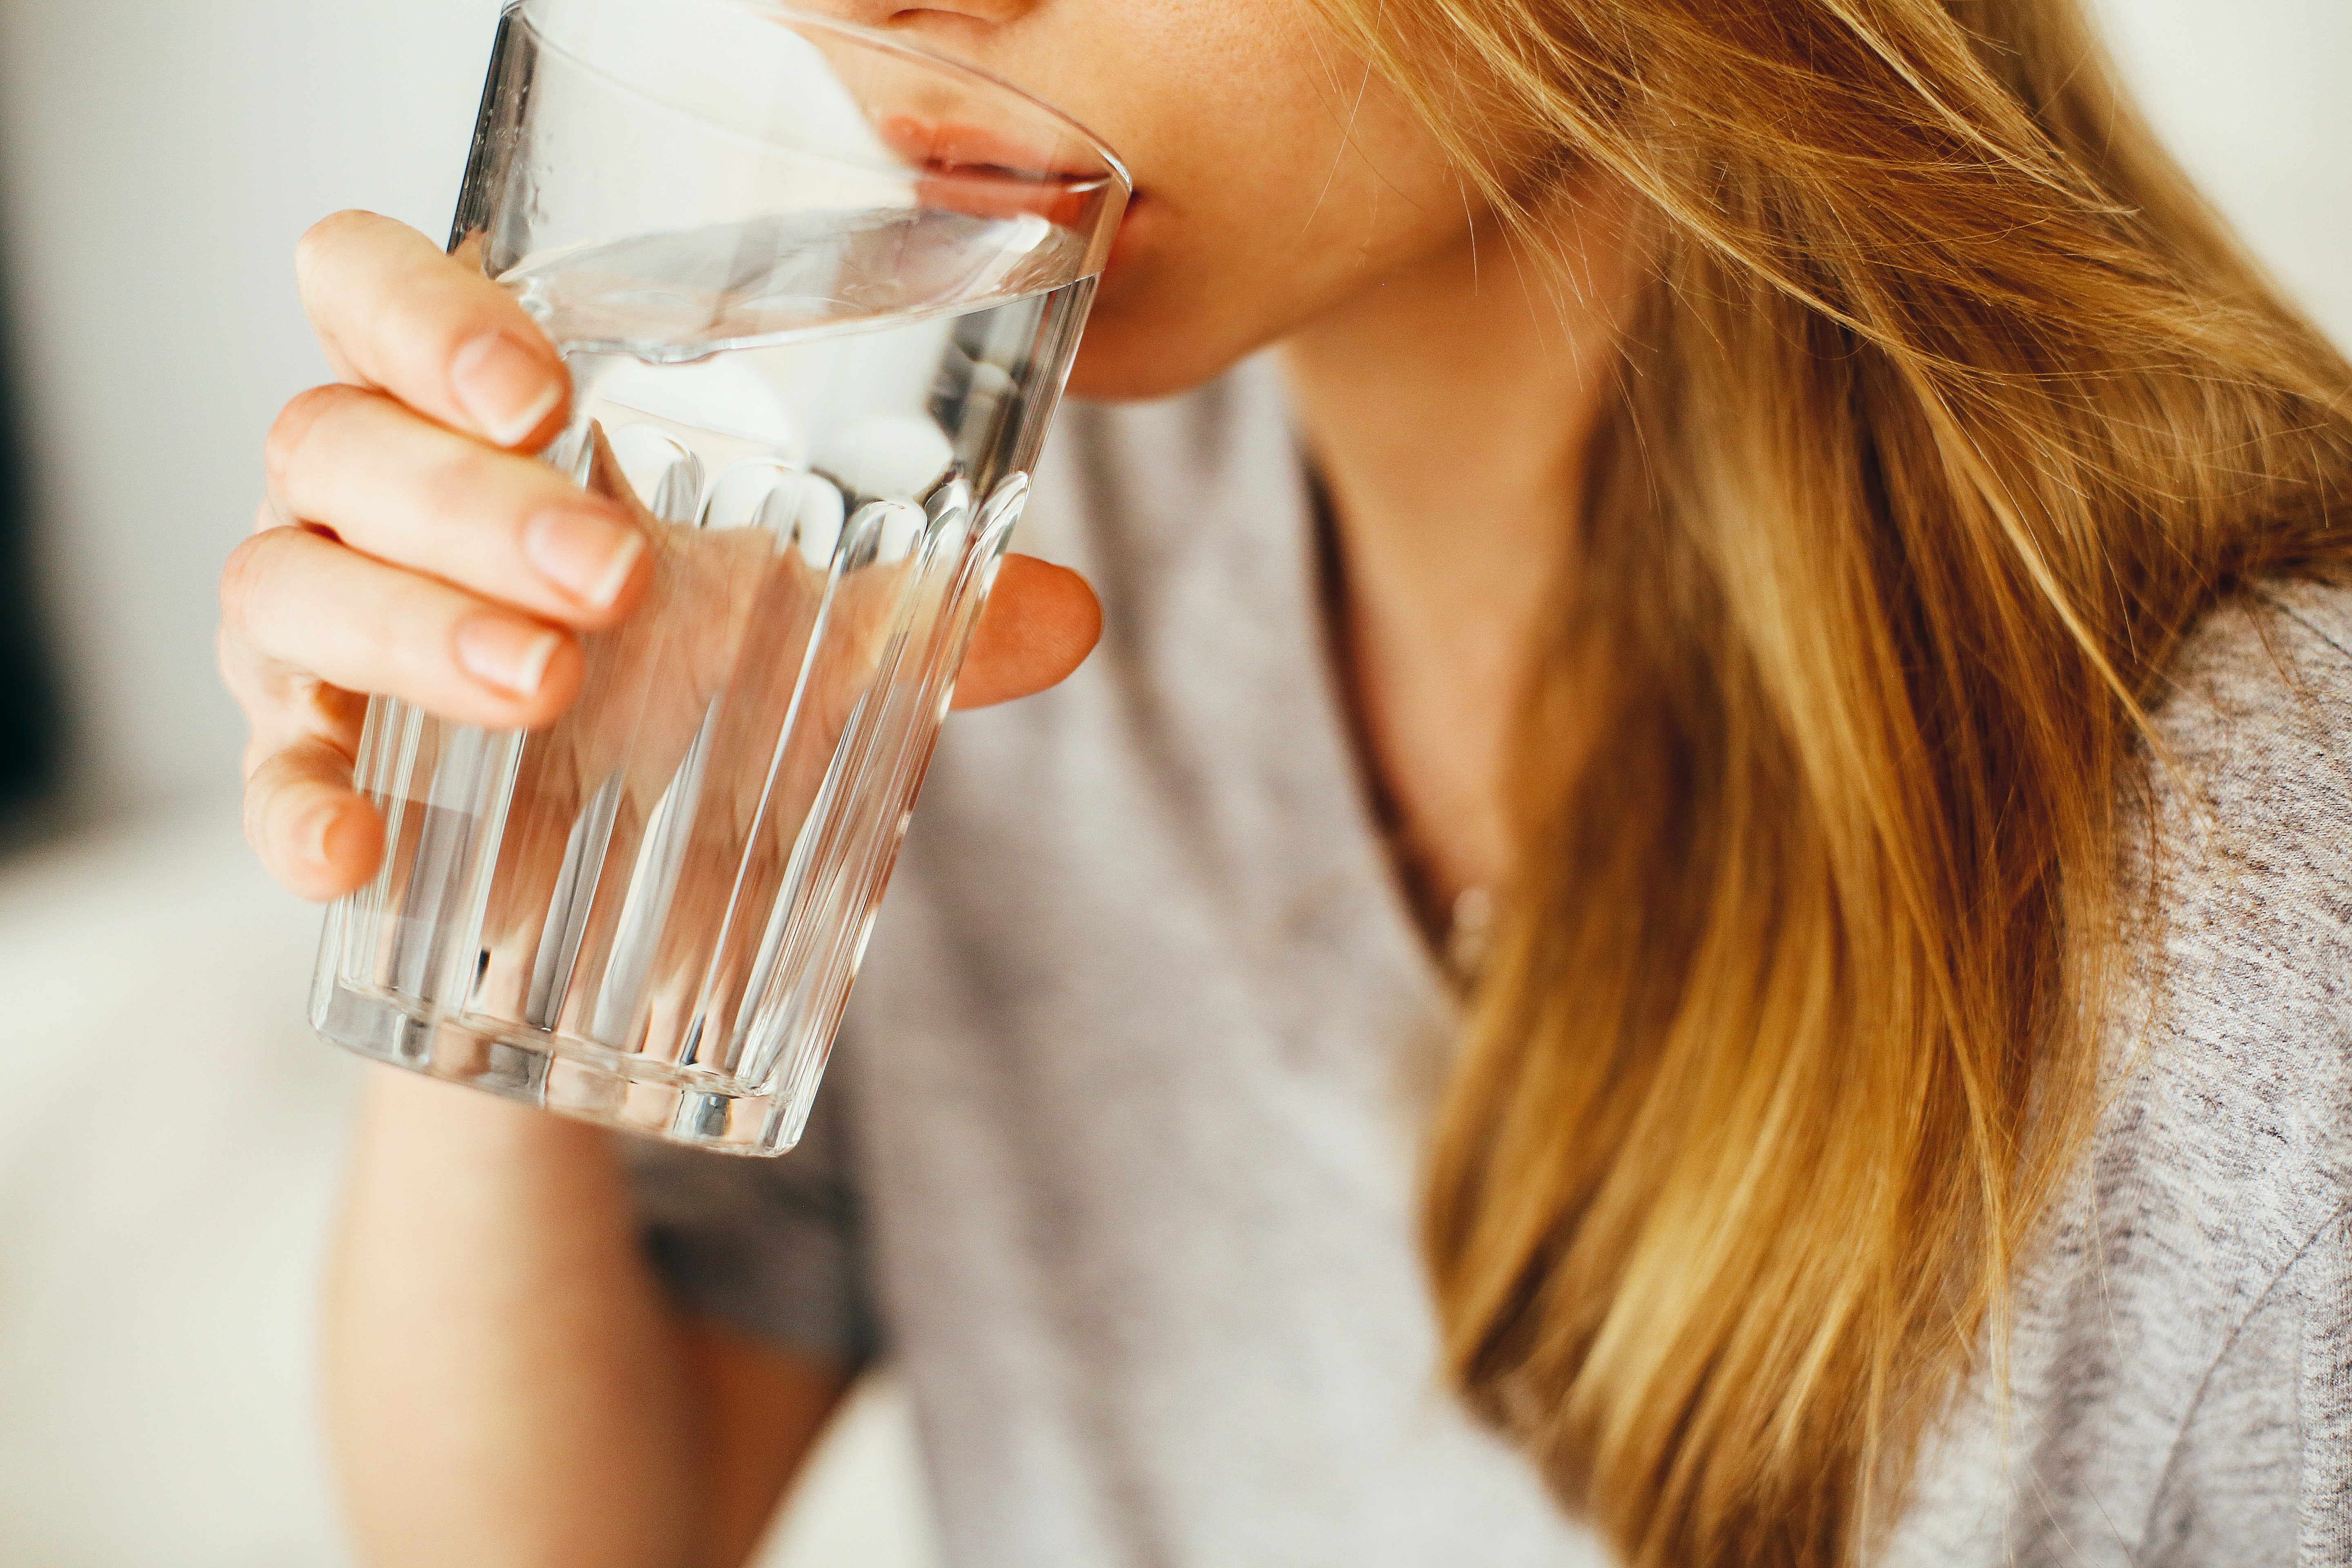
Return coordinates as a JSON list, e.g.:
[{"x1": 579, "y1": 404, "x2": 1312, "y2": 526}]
[{"x1": 504, "y1": 0, "x2": 1132, "y2": 200}]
